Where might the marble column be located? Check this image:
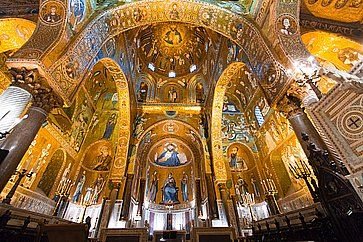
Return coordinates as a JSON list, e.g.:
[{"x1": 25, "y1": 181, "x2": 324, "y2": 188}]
[
  {"x1": 231, "y1": 195, "x2": 242, "y2": 236},
  {"x1": 0, "y1": 67, "x2": 62, "y2": 193},
  {"x1": 136, "y1": 178, "x2": 146, "y2": 217},
  {"x1": 218, "y1": 183, "x2": 231, "y2": 226},
  {"x1": 0, "y1": 86, "x2": 32, "y2": 134},
  {"x1": 278, "y1": 87, "x2": 347, "y2": 181},
  {"x1": 278, "y1": 93, "x2": 328, "y2": 158},
  {"x1": 167, "y1": 213, "x2": 173, "y2": 230},
  {"x1": 205, "y1": 173, "x2": 218, "y2": 219},
  {"x1": 195, "y1": 179, "x2": 203, "y2": 218},
  {"x1": 105, "y1": 182, "x2": 120, "y2": 228},
  {"x1": 120, "y1": 174, "x2": 134, "y2": 221}
]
